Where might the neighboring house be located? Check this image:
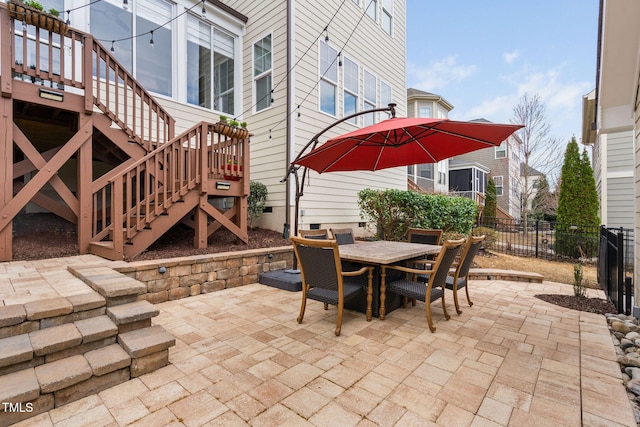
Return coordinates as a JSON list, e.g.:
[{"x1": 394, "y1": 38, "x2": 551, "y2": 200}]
[
  {"x1": 520, "y1": 163, "x2": 544, "y2": 214},
  {"x1": 406, "y1": 88, "x2": 453, "y2": 193},
  {"x1": 449, "y1": 119, "x2": 522, "y2": 219},
  {"x1": 0, "y1": 0, "x2": 407, "y2": 260},
  {"x1": 582, "y1": 0, "x2": 639, "y2": 312}
]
